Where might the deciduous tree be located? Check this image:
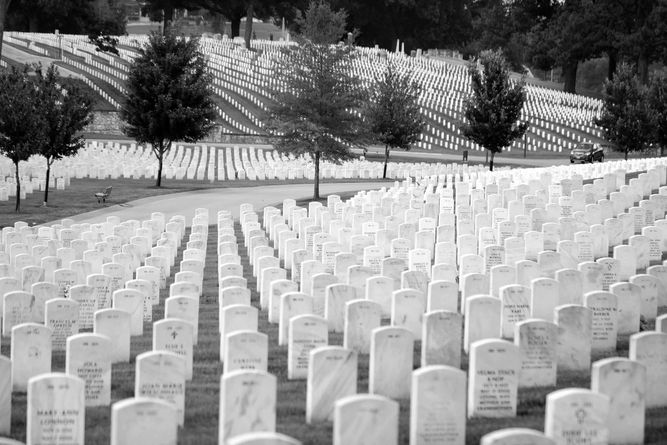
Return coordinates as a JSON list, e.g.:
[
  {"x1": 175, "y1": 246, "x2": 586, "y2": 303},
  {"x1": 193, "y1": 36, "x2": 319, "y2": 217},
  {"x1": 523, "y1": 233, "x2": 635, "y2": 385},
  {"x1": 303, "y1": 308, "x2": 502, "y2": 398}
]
[
  {"x1": 0, "y1": 65, "x2": 45, "y2": 212},
  {"x1": 267, "y1": 0, "x2": 369, "y2": 200},
  {"x1": 460, "y1": 50, "x2": 528, "y2": 171},
  {"x1": 34, "y1": 65, "x2": 93, "y2": 205},
  {"x1": 120, "y1": 32, "x2": 217, "y2": 187},
  {"x1": 595, "y1": 63, "x2": 652, "y2": 160},
  {"x1": 648, "y1": 73, "x2": 667, "y2": 157},
  {"x1": 366, "y1": 63, "x2": 425, "y2": 179}
]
